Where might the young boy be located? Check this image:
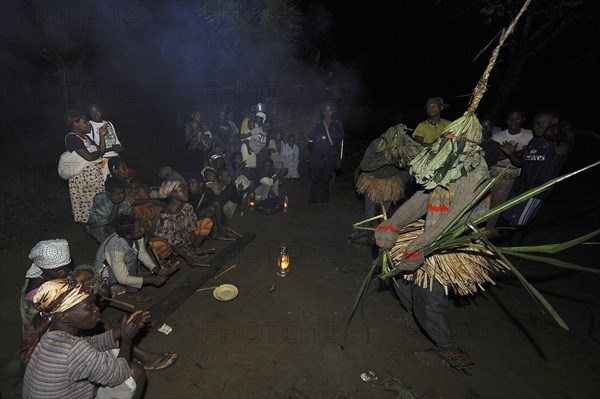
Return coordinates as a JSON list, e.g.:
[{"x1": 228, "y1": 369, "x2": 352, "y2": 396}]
[
  {"x1": 87, "y1": 103, "x2": 123, "y2": 179},
  {"x1": 500, "y1": 110, "x2": 574, "y2": 245},
  {"x1": 87, "y1": 178, "x2": 133, "y2": 243},
  {"x1": 492, "y1": 108, "x2": 533, "y2": 171}
]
